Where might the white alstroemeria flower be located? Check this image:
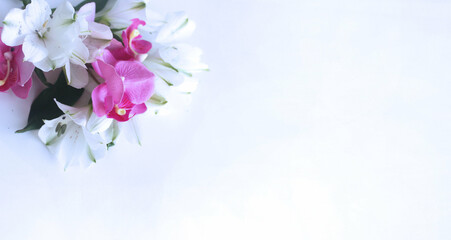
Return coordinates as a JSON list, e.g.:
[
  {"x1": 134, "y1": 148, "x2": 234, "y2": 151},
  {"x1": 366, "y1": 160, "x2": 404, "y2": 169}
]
[
  {"x1": 96, "y1": 0, "x2": 164, "y2": 31},
  {"x1": 147, "y1": 76, "x2": 198, "y2": 115},
  {"x1": 142, "y1": 12, "x2": 207, "y2": 86},
  {"x1": 38, "y1": 101, "x2": 119, "y2": 169},
  {"x1": 152, "y1": 12, "x2": 196, "y2": 44},
  {"x1": 2, "y1": 0, "x2": 52, "y2": 62},
  {"x1": 139, "y1": 12, "x2": 207, "y2": 113},
  {"x1": 1, "y1": 0, "x2": 112, "y2": 89}
]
